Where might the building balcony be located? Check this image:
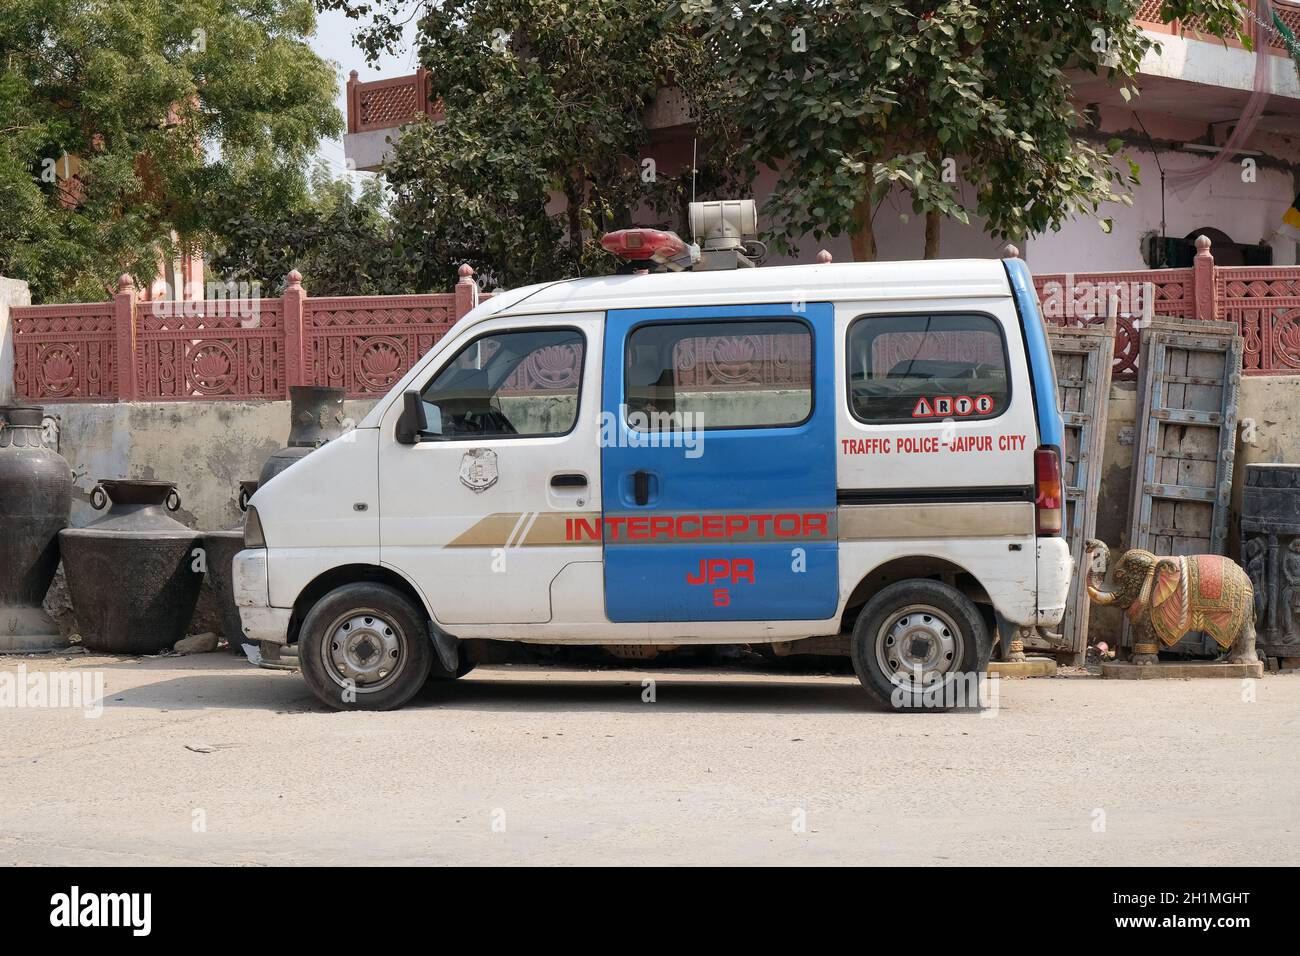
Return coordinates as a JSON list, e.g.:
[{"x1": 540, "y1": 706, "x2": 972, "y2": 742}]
[
  {"x1": 1087, "y1": 0, "x2": 1300, "y2": 135},
  {"x1": 344, "y1": 68, "x2": 444, "y2": 172}
]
